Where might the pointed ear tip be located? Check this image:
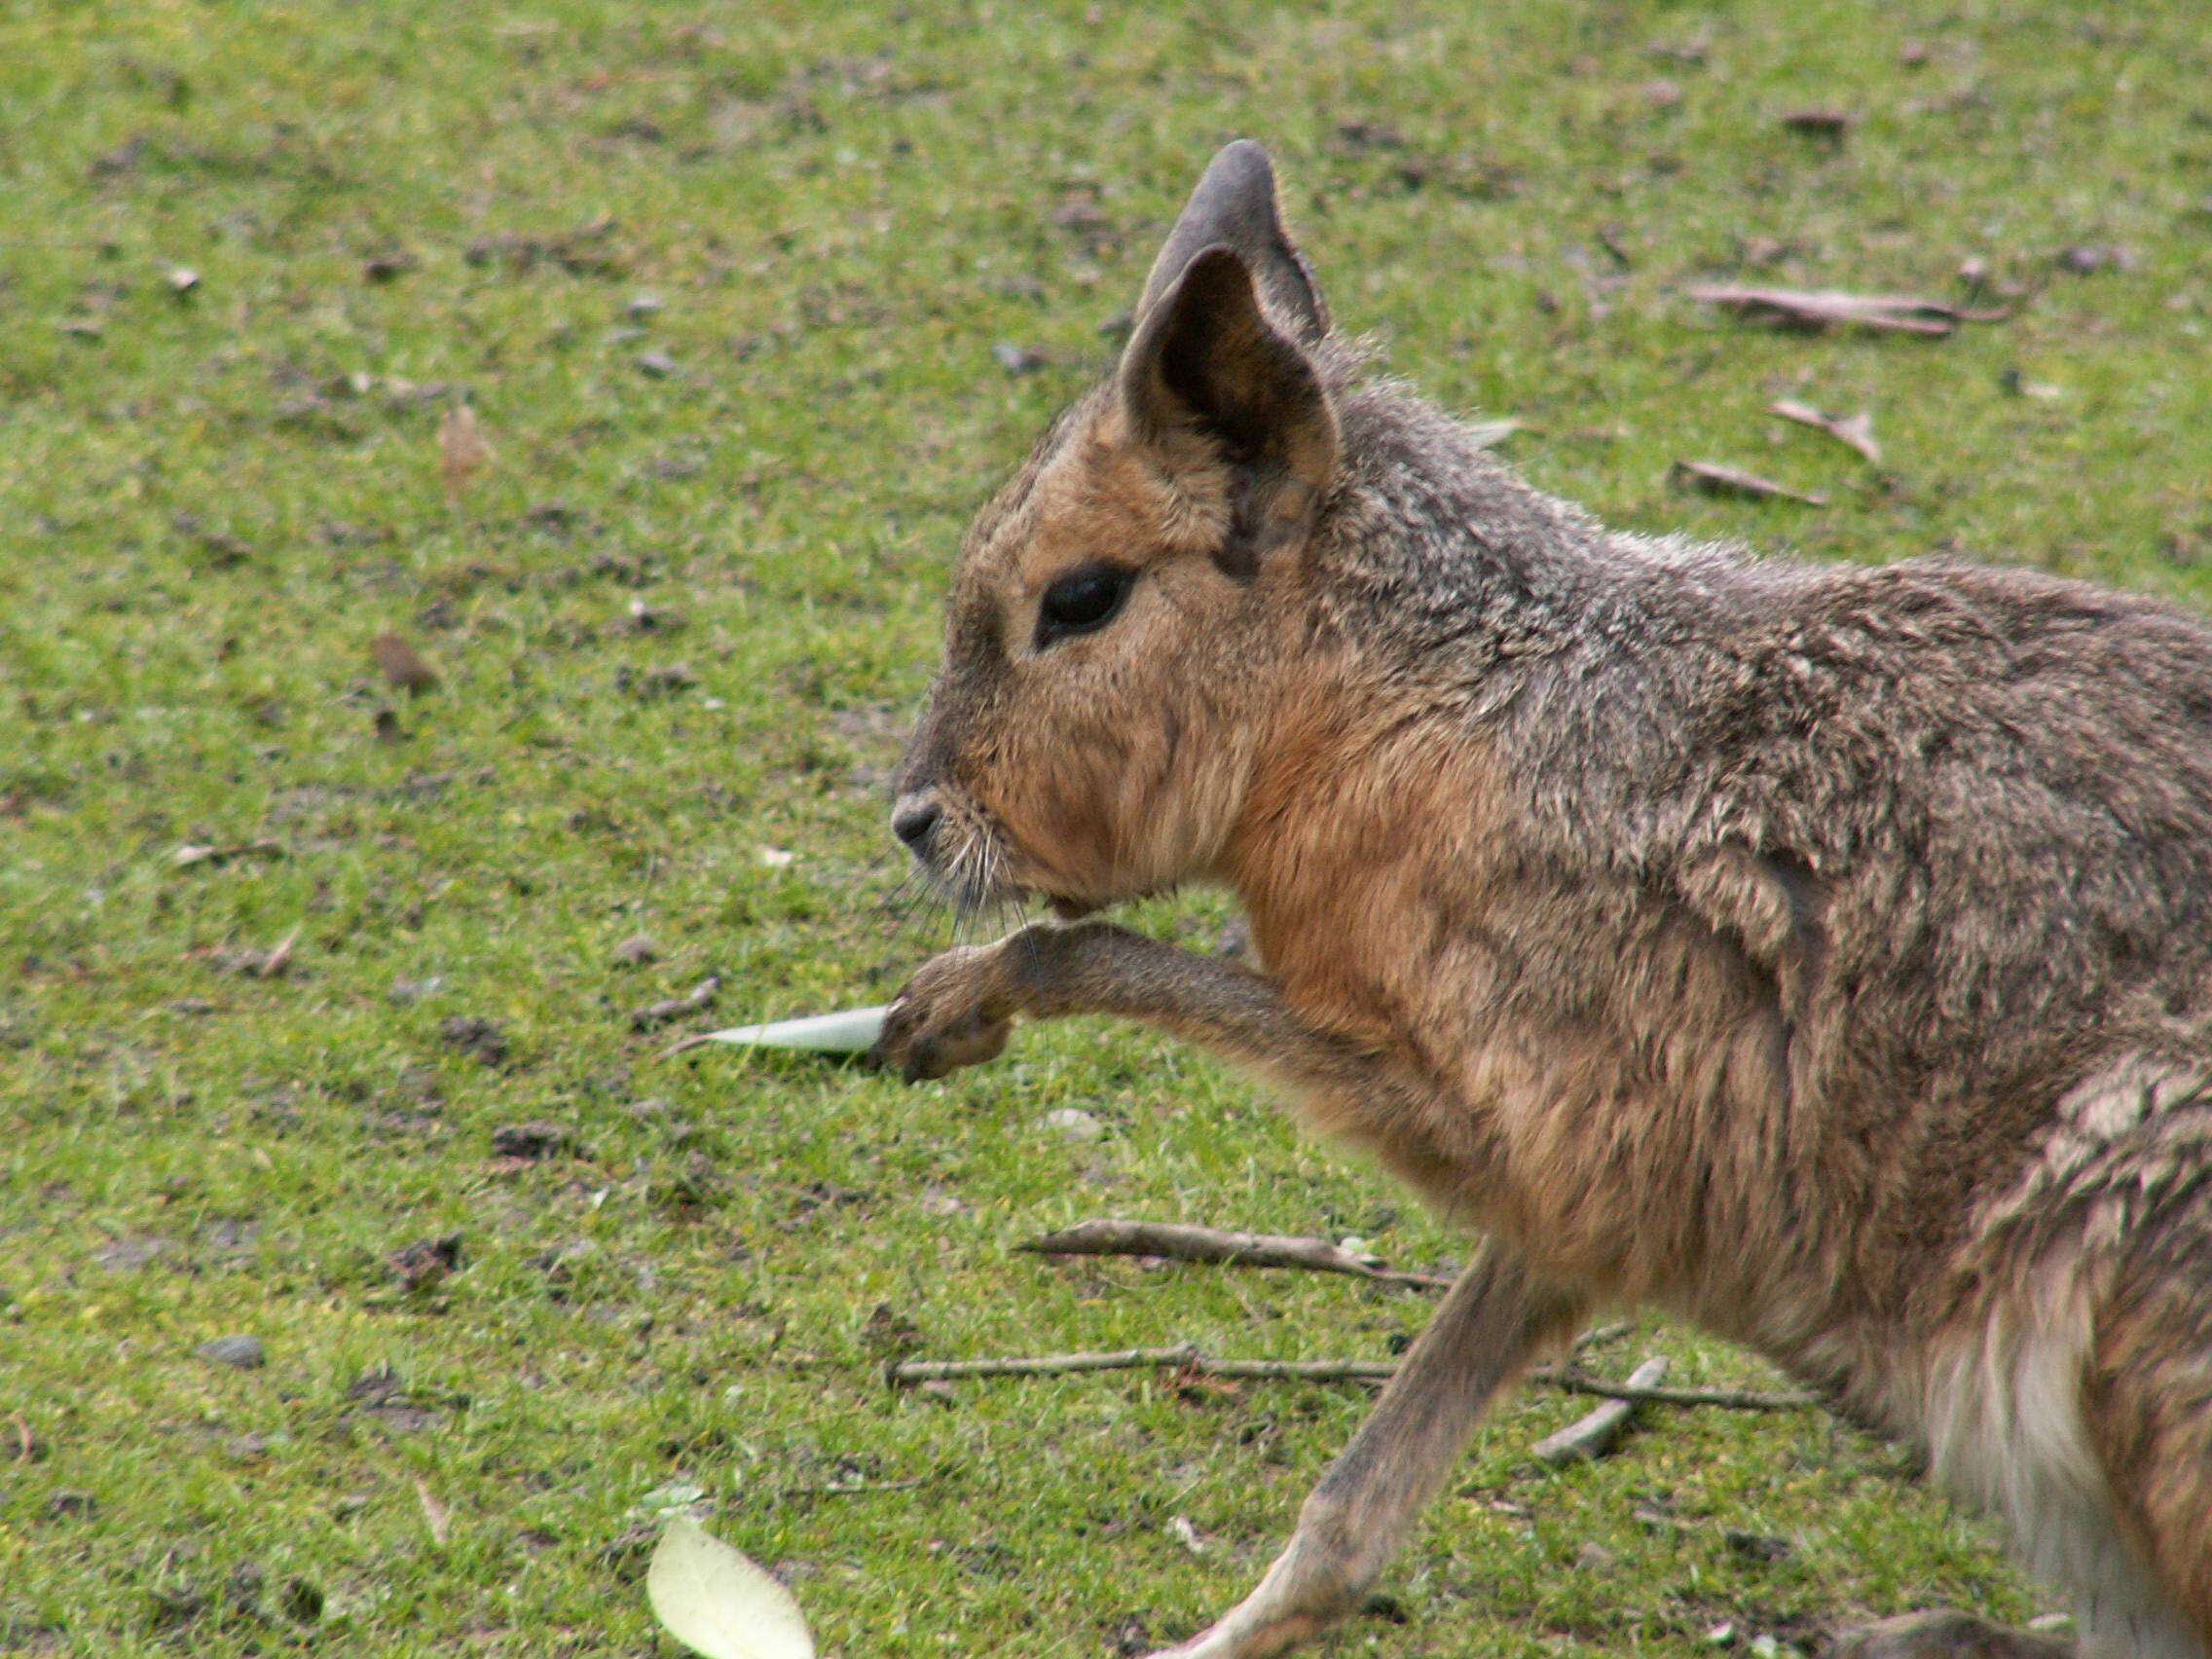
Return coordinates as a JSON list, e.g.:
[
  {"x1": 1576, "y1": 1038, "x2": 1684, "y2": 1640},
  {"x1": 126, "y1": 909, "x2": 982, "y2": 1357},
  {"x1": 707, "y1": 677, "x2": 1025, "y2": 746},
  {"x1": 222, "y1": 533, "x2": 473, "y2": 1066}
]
[{"x1": 1206, "y1": 138, "x2": 1278, "y2": 190}]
